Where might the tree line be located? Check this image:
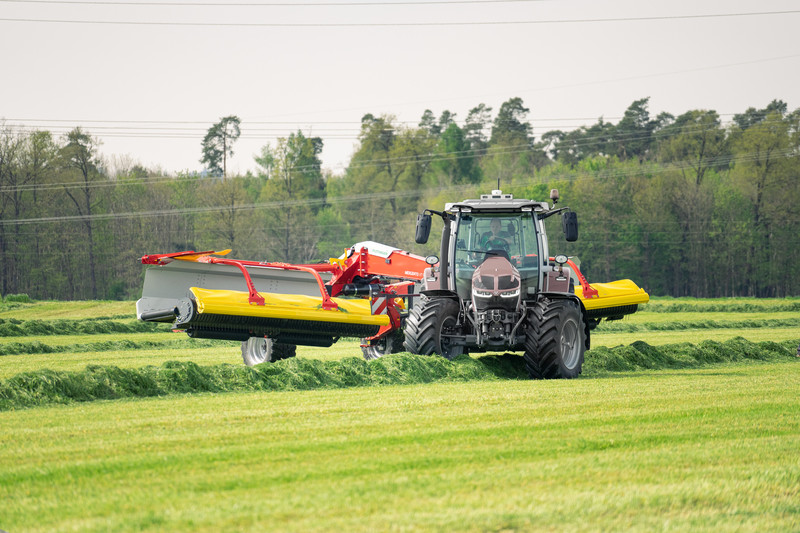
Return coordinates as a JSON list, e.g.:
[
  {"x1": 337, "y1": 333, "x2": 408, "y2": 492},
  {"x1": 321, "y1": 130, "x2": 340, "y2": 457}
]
[{"x1": 1, "y1": 97, "x2": 798, "y2": 300}]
